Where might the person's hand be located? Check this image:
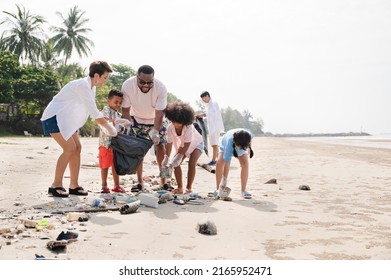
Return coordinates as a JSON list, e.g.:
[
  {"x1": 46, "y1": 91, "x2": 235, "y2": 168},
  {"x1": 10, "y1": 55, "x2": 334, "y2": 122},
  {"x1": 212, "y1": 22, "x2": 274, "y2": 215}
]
[
  {"x1": 148, "y1": 128, "x2": 160, "y2": 145},
  {"x1": 219, "y1": 176, "x2": 227, "y2": 189},
  {"x1": 218, "y1": 176, "x2": 230, "y2": 198},
  {"x1": 115, "y1": 118, "x2": 131, "y2": 128},
  {"x1": 170, "y1": 153, "x2": 184, "y2": 167},
  {"x1": 100, "y1": 121, "x2": 118, "y2": 137},
  {"x1": 161, "y1": 155, "x2": 170, "y2": 167}
]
